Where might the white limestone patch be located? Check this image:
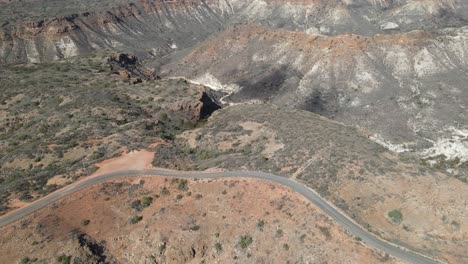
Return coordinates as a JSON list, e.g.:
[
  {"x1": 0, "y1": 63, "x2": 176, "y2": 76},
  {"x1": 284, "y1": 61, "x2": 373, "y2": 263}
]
[
  {"x1": 380, "y1": 22, "x2": 400, "y2": 31},
  {"x1": 319, "y1": 26, "x2": 331, "y2": 35},
  {"x1": 331, "y1": 7, "x2": 351, "y2": 24},
  {"x1": 305, "y1": 27, "x2": 320, "y2": 35},
  {"x1": 350, "y1": 56, "x2": 381, "y2": 93},
  {"x1": 414, "y1": 48, "x2": 441, "y2": 77},
  {"x1": 252, "y1": 52, "x2": 268, "y2": 62},
  {"x1": 370, "y1": 127, "x2": 468, "y2": 164},
  {"x1": 55, "y1": 36, "x2": 79, "y2": 58},
  {"x1": 106, "y1": 23, "x2": 123, "y2": 35},
  {"x1": 349, "y1": 97, "x2": 361, "y2": 107},
  {"x1": 369, "y1": 134, "x2": 411, "y2": 153},
  {"x1": 25, "y1": 41, "x2": 40, "y2": 63},
  {"x1": 104, "y1": 39, "x2": 123, "y2": 48},
  {"x1": 192, "y1": 73, "x2": 239, "y2": 93},
  {"x1": 243, "y1": 0, "x2": 269, "y2": 20},
  {"x1": 185, "y1": 73, "x2": 241, "y2": 105},
  {"x1": 170, "y1": 43, "x2": 178, "y2": 49},
  {"x1": 422, "y1": 127, "x2": 468, "y2": 162},
  {"x1": 385, "y1": 48, "x2": 411, "y2": 77}
]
